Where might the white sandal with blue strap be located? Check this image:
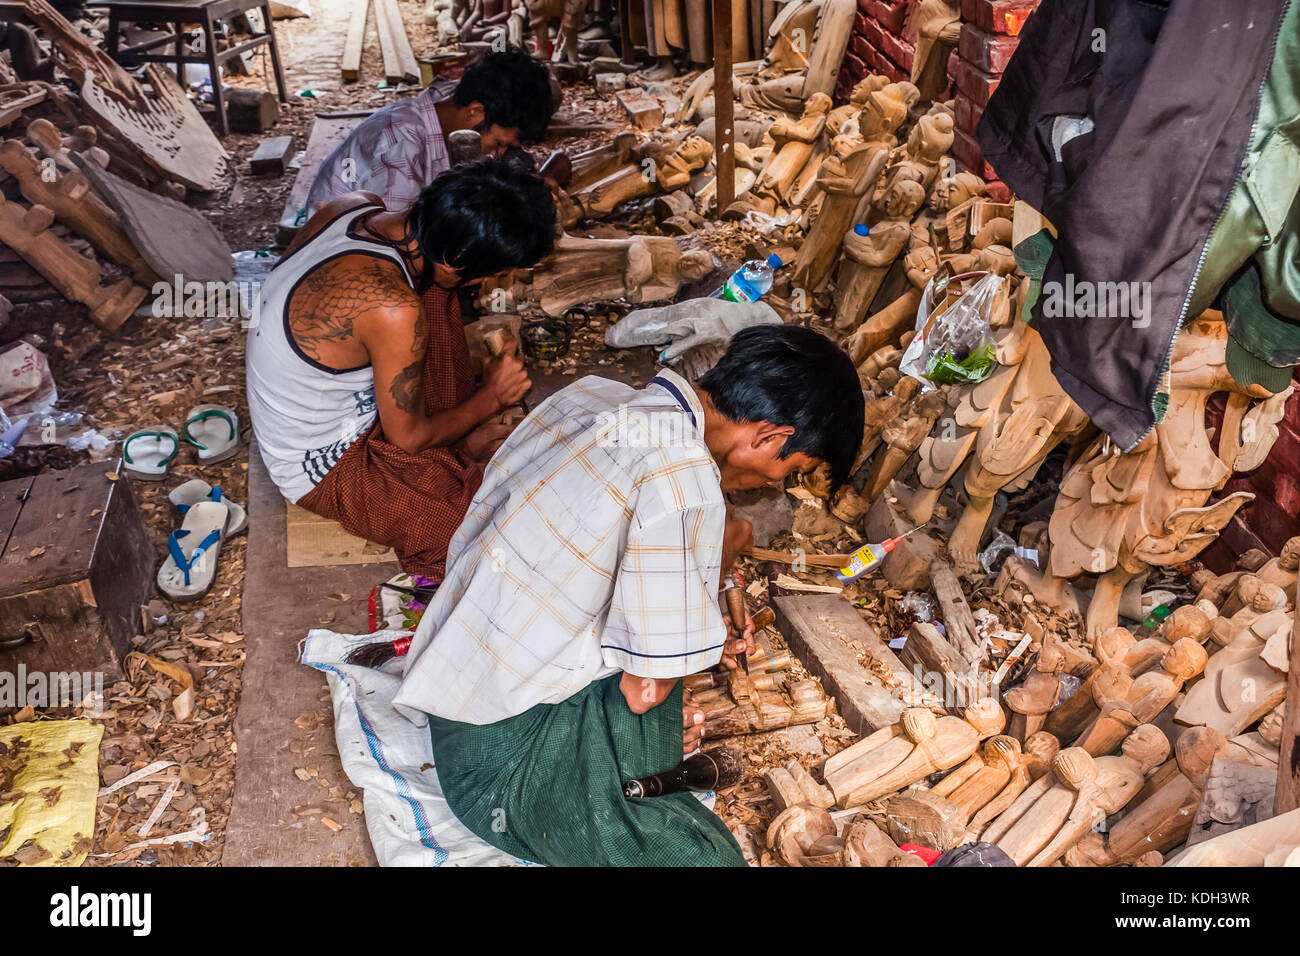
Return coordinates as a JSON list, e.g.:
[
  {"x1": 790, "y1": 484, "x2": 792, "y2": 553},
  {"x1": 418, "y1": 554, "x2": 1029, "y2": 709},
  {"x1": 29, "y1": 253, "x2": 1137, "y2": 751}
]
[
  {"x1": 157, "y1": 501, "x2": 229, "y2": 601},
  {"x1": 182, "y1": 404, "x2": 240, "y2": 465},
  {"x1": 123, "y1": 426, "x2": 180, "y2": 481},
  {"x1": 169, "y1": 478, "x2": 247, "y2": 536}
]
